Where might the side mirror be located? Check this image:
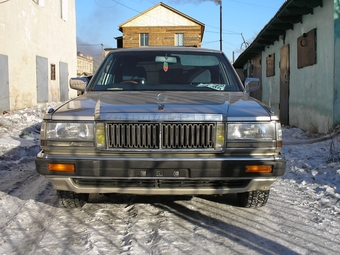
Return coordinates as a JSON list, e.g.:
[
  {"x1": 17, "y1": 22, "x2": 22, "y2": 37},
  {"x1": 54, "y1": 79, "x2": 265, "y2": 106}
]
[
  {"x1": 244, "y1": 78, "x2": 260, "y2": 92},
  {"x1": 70, "y1": 77, "x2": 88, "y2": 93}
]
